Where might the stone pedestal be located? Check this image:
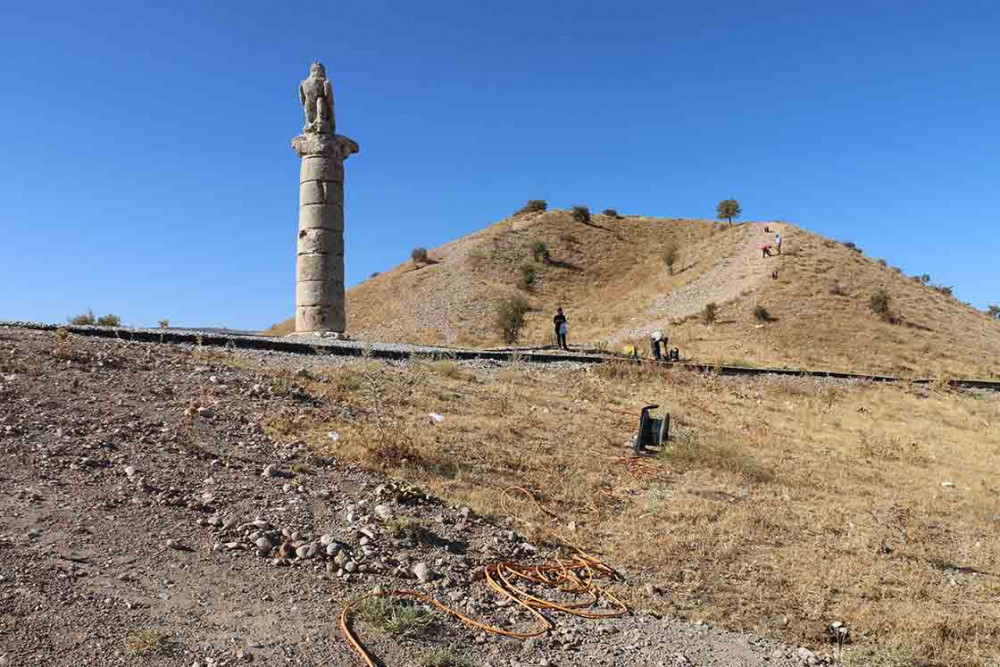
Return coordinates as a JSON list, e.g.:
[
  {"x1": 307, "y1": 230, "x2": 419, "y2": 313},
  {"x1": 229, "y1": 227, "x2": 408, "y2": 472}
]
[{"x1": 291, "y1": 132, "x2": 359, "y2": 333}]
